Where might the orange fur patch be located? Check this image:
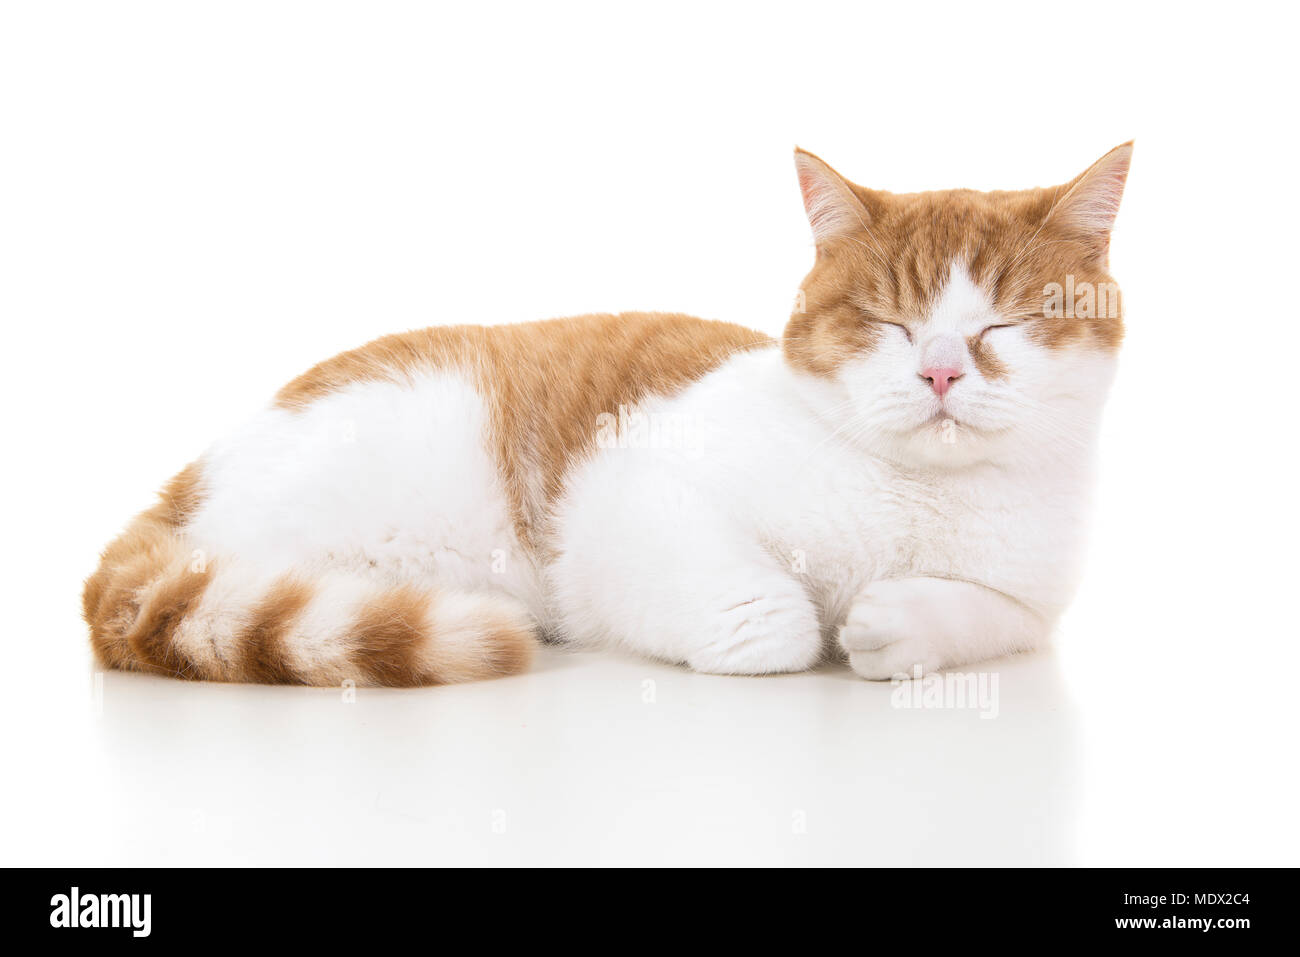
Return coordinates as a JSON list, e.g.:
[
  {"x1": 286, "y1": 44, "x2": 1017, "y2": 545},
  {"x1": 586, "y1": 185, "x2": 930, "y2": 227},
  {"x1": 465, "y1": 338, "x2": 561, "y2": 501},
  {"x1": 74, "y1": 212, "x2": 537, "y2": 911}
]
[
  {"x1": 967, "y1": 335, "x2": 1008, "y2": 380},
  {"x1": 83, "y1": 462, "x2": 205, "y2": 676},
  {"x1": 239, "y1": 578, "x2": 314, "y2": 685},
  {"x1": 349, "y1": 584, "x2": 433, "y2": 687},
  {"x1": 124, "y1": 564, "x2": 215, "y2": 680}
]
